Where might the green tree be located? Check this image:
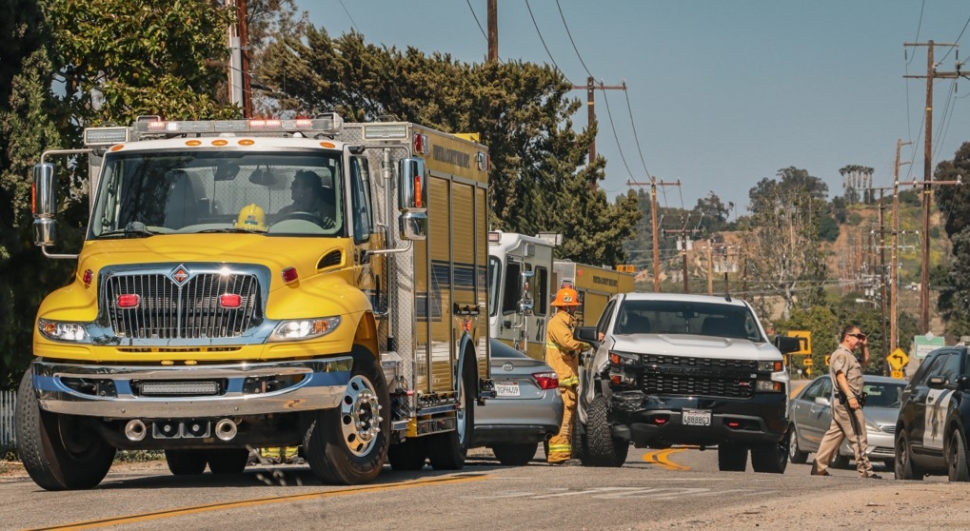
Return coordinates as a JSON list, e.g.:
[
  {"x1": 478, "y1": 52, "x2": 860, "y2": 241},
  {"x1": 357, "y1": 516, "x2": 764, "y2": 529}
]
[
  {"x1": 745, "y1": 167, "x2": 829, "y2": 317},
  {"x1": 255, "y1": 29, "x2": 640, "y2": 263},
  {"x1": 43, "y1": 0, "x2": 237, "y2": 124},
  {"x1": 933, "y1": 142, "x2": 970, "y2": 338}
]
